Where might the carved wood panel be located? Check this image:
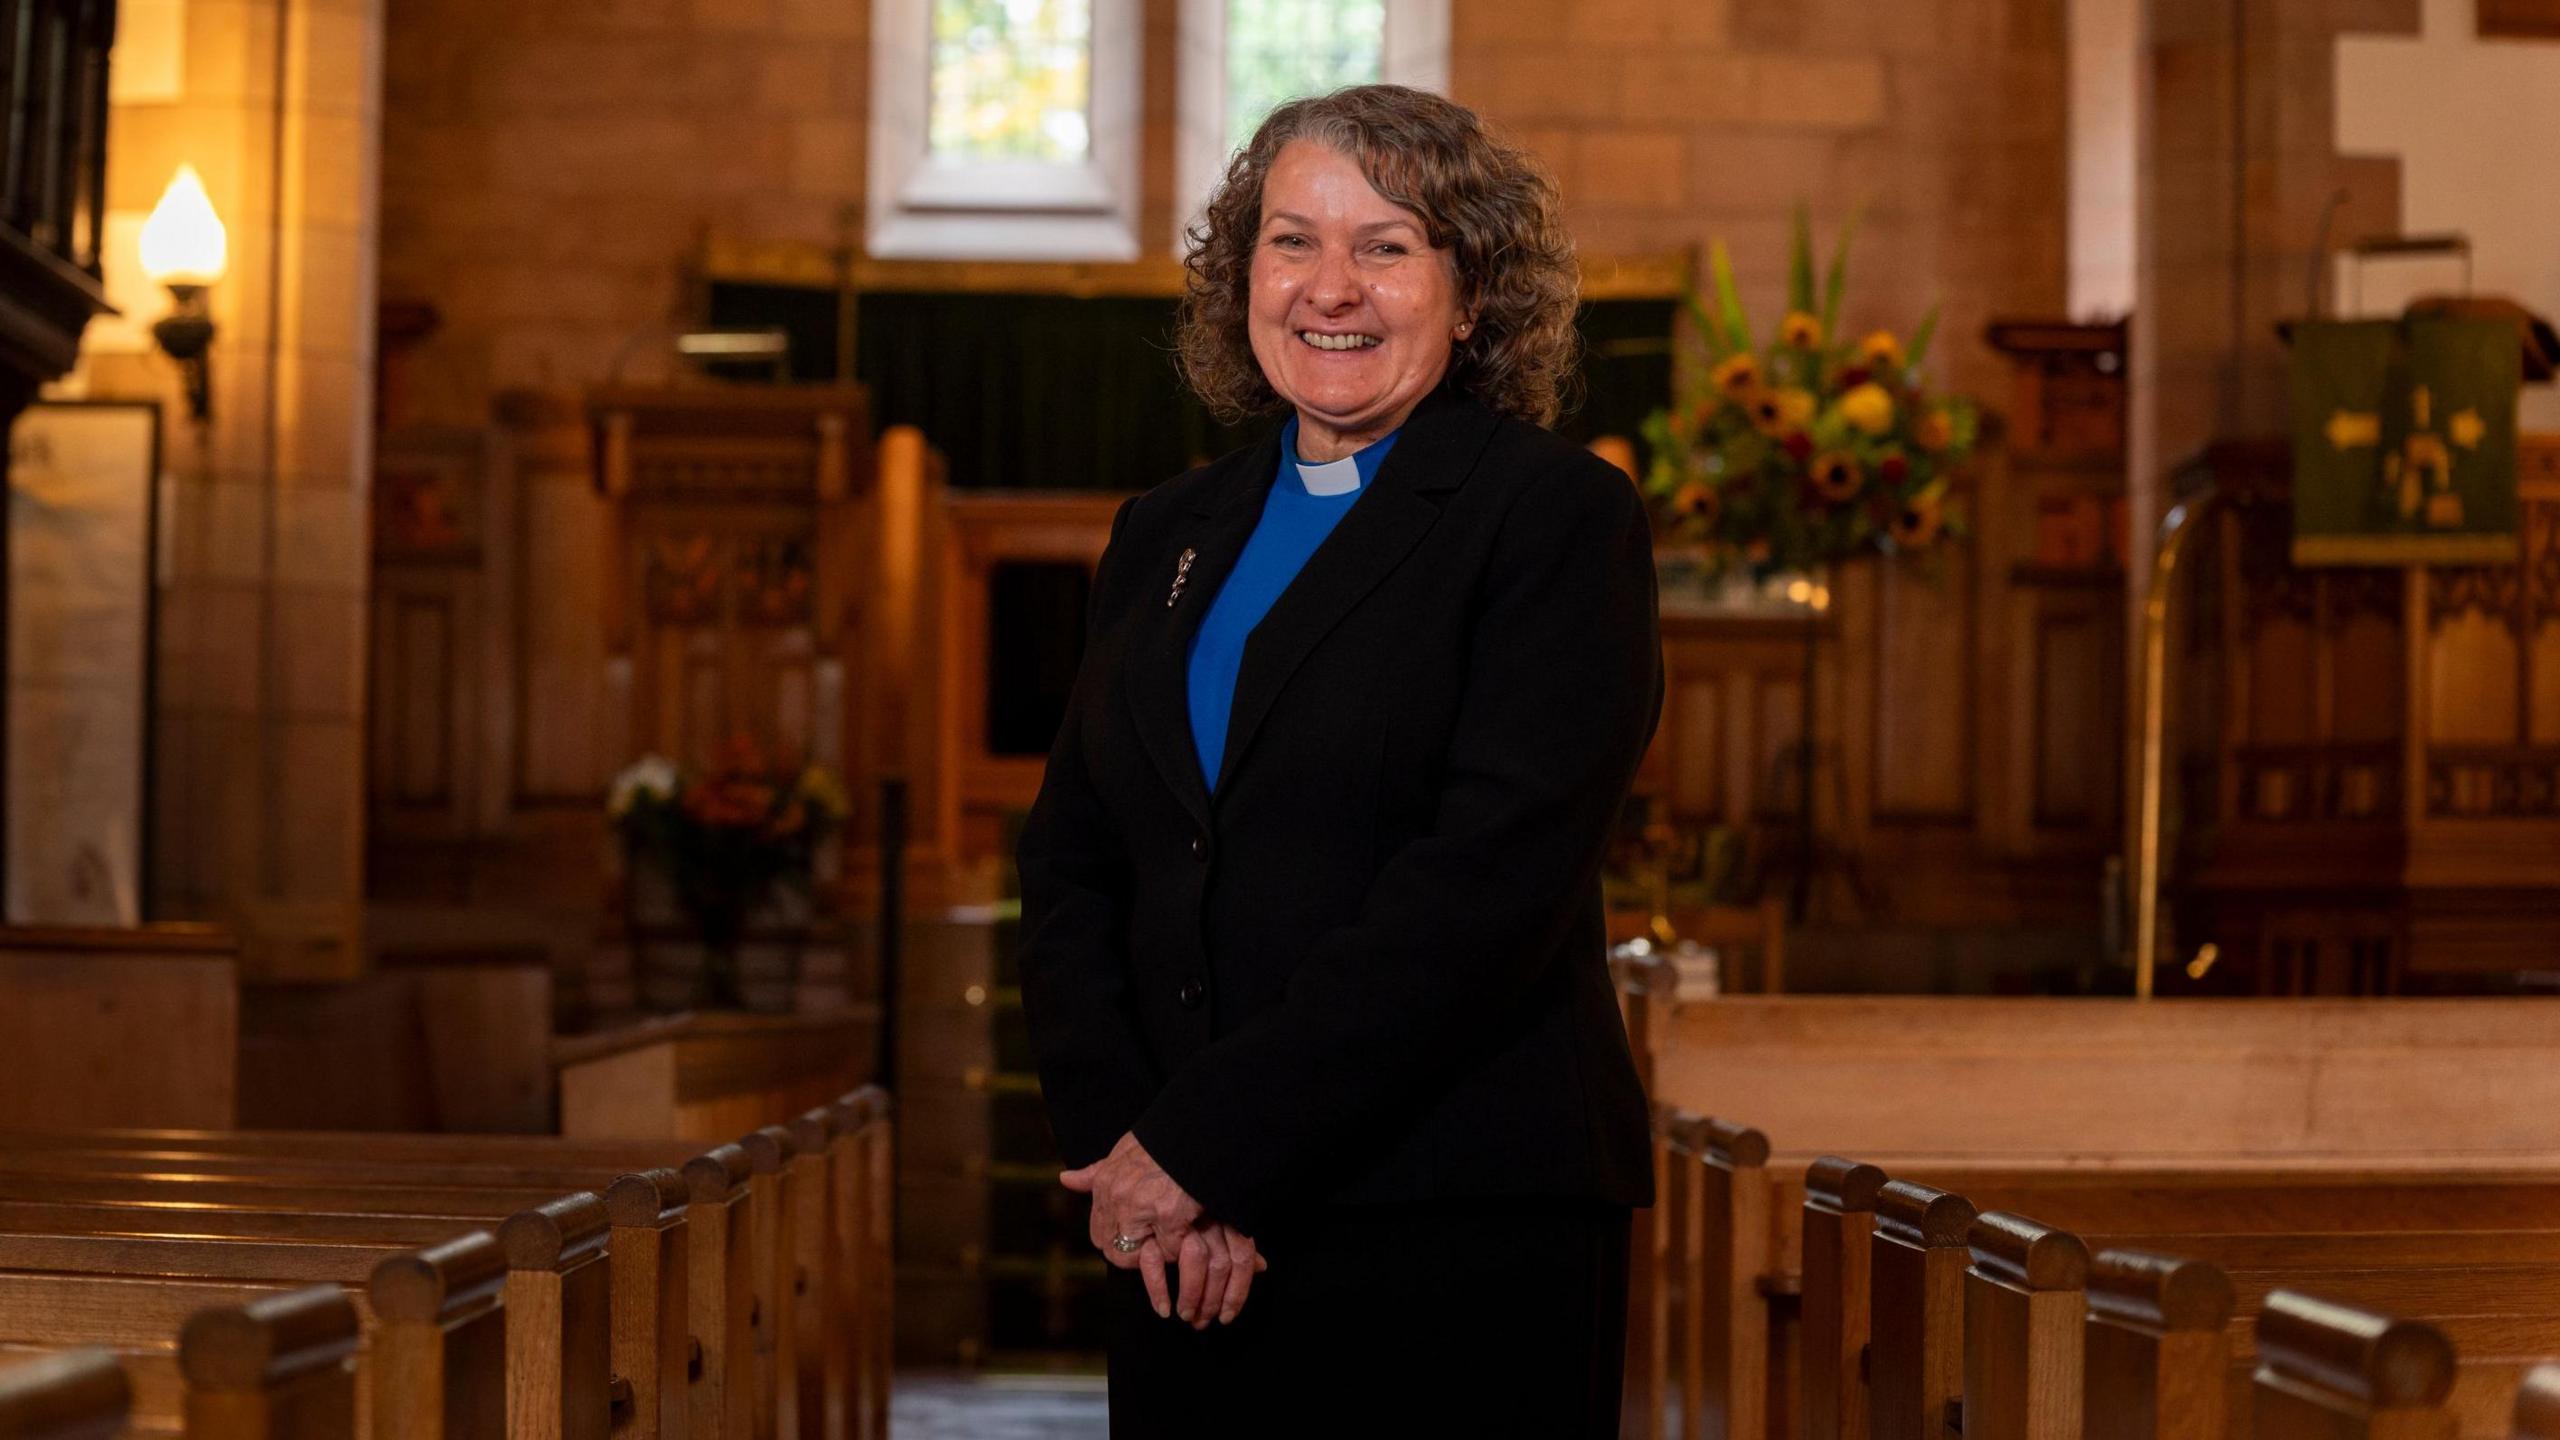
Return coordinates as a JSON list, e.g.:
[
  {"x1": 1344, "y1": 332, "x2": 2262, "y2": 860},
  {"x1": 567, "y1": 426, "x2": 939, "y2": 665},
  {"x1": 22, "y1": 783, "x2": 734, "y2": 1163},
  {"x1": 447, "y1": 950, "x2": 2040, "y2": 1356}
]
[{"x1": 368, "y1": 428, "x2": 491, "y2": 842}]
